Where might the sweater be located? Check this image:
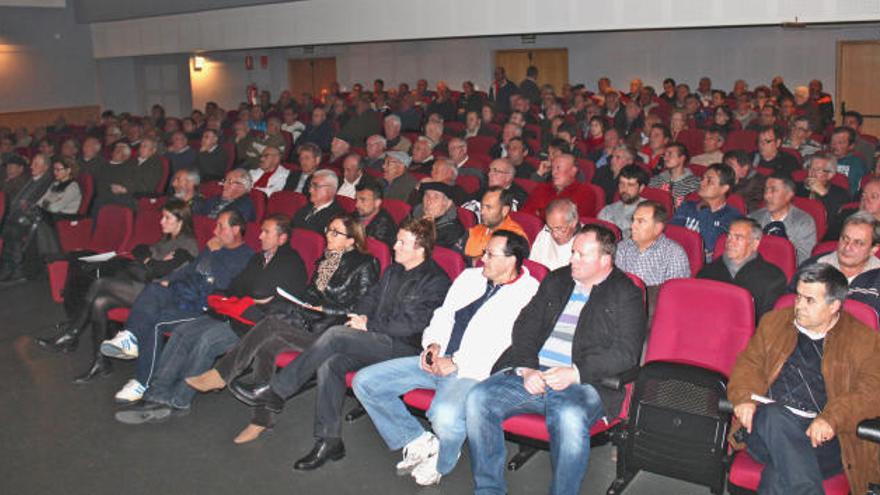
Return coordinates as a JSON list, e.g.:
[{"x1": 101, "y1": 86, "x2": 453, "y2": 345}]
[{"x1": 749, "y1": 205, "x2": 817, "y2": 264}]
